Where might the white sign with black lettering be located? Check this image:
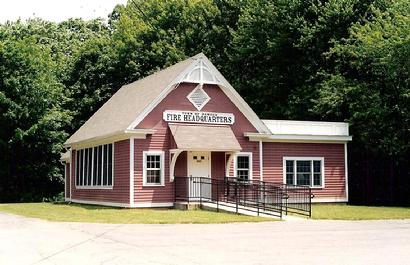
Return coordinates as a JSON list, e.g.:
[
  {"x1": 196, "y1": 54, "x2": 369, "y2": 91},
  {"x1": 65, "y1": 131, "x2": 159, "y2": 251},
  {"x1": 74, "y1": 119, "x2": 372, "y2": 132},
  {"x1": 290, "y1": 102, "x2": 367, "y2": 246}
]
[{"x1": 163, "y1": 110, "x2": 235, "y2": 125}]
